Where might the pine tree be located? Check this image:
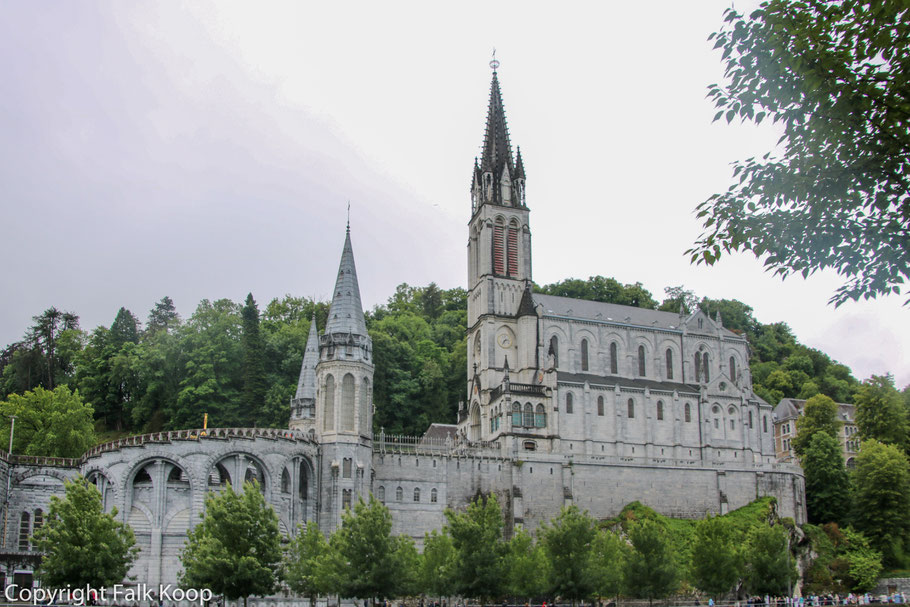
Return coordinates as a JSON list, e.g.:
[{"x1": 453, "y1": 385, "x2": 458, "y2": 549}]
[
  {"x1": 147, "y1": 296, "x2": 180, "y2": 334},
  {"x1": 241, "y1": 293, "x2": 267, "y2": 424}
]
